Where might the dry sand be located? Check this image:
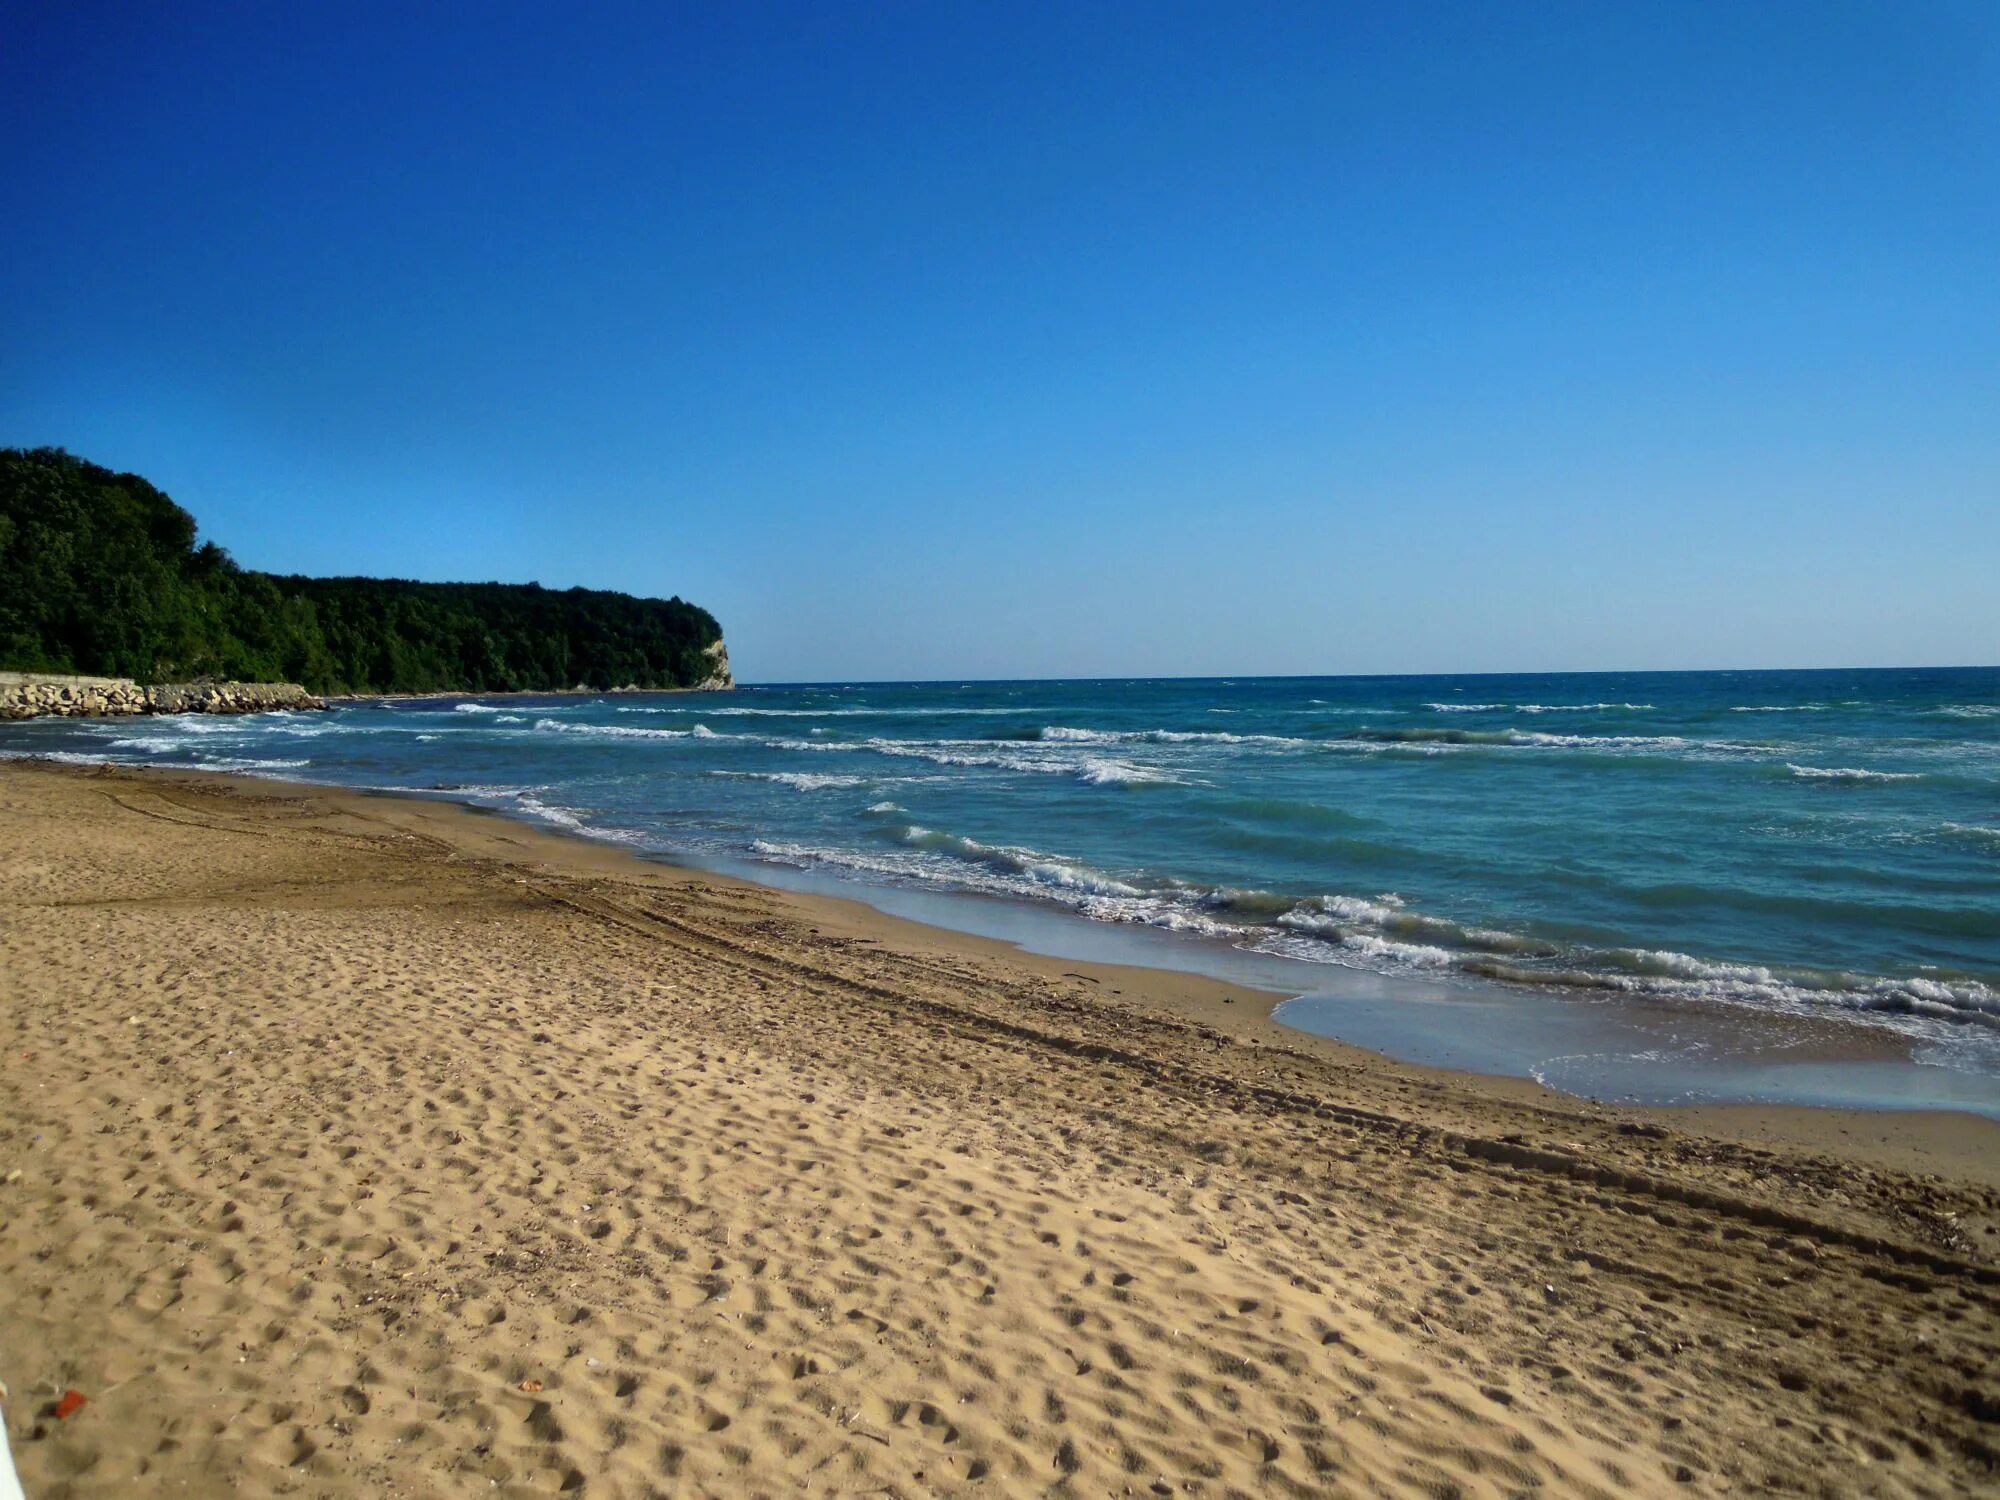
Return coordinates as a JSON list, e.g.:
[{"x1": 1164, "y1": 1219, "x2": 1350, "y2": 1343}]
[{"x1": 1, "y1": 759, "x2": 1996, "y2": 1498}]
